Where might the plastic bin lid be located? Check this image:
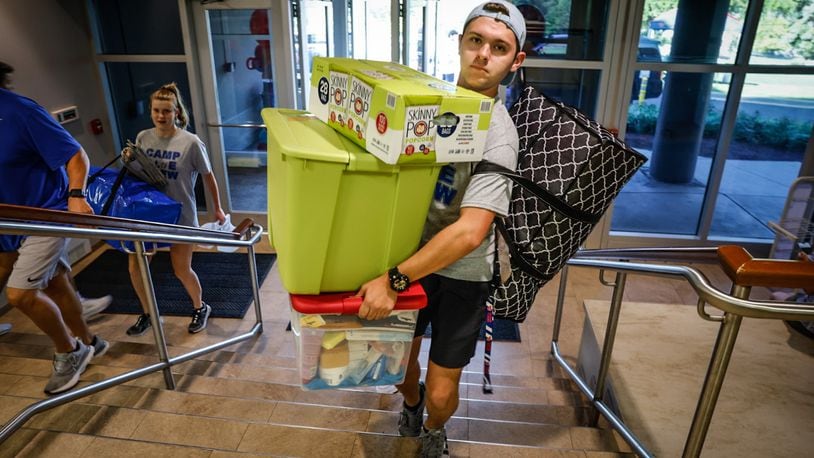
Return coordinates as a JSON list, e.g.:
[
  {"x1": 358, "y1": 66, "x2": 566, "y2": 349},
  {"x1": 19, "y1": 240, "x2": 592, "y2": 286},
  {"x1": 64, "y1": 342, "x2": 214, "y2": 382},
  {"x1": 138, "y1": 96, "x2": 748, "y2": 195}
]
[
  {"x1": 290, "y1": 282, "x2": 427, "y2": 314},
  {"x1": 262, "y1": 108, "x2": 363, "y2": 165}
]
